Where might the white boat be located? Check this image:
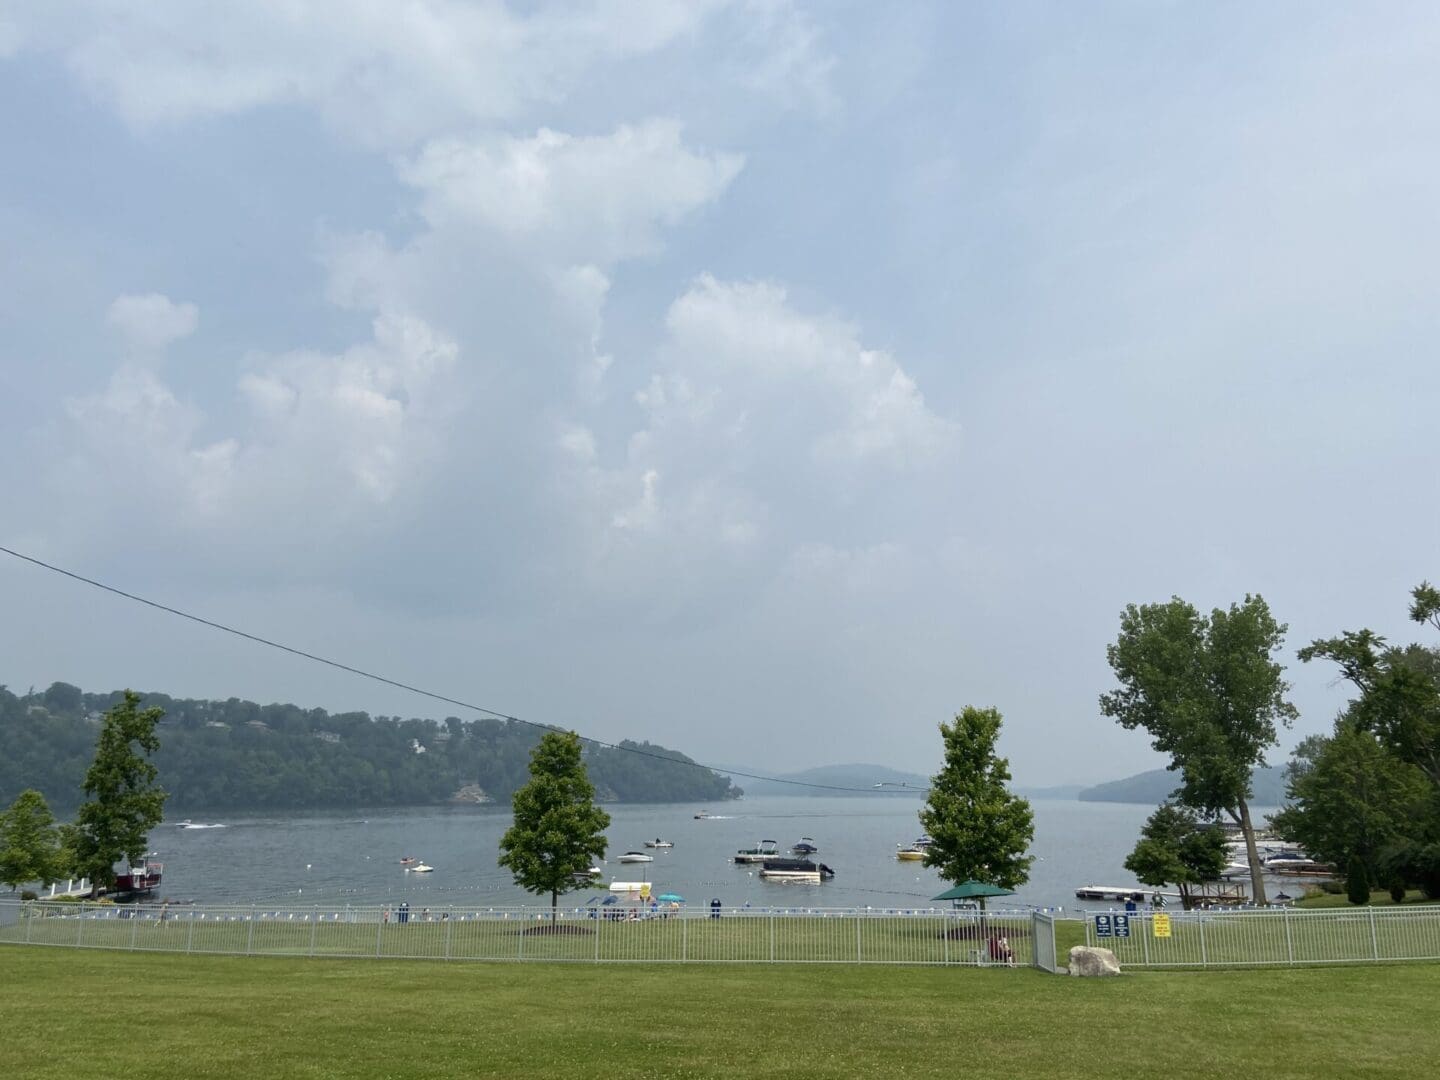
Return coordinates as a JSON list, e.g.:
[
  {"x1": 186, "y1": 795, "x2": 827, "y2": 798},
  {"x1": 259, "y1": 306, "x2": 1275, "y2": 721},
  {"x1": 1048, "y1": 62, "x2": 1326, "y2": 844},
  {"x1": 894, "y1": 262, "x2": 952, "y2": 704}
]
[
  {"x1": 733, "y1": 841, "x2": 780, "y2": 864},
  {"x1": 608, "y1": 881, "x2": 648, "y2": 893},
  {"x1": 643, "y1": 839, "x2": 674, "y2": 849},
  {"x1": 617, "y1": 851, "x2": 654, "y2": 864},
  {"x1": 759, "y1": 859, "x2": 834, "y2": 884},
  {"x1": 179, "y1": 821, "x2": 226, "y2": 829},
  {"x1": 406, "y1": 863, "x2": 434, "y2": 873}
]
